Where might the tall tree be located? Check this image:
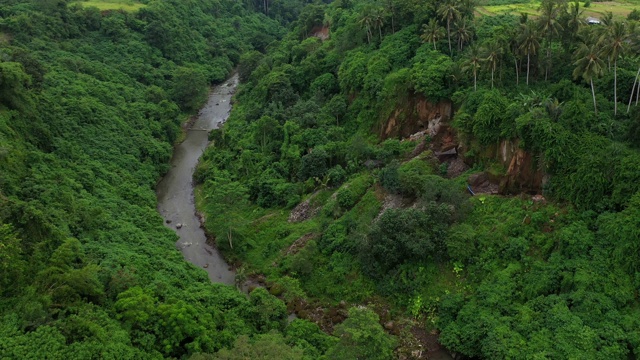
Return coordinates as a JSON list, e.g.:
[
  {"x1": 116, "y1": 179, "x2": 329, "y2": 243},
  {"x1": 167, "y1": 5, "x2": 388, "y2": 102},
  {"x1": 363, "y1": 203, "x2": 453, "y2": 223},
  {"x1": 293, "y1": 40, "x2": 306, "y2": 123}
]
[
  {"x1": 438, "y1": 0, "x2": 460, "y2": 55},
  {"x1": 627, "y1": 22, "x2": 640, "y2": 113},
  {"x1": 463, "y1": 44, "x2": 482, "y2": 91},
  {"x1": 573, "y1": 42, "x2": 605, "y2": 116},
  {"x1": 483, "y1": 40, "x2": 501, "y2": 88},
  {"x1": 537, "y1": 0, "x2": 563, "y2": 80},
  {"x1": 359, "y1": 12, "x2": 374, "y2": 43},
  {"x1": 563, "y1": 0, "x2": 585, "y2": 45},
  {"x1": 454, "y1": 18, "x2": 473, "y2": 51},
  {"x1": 372, "y1": 7, "x2": 385, "y2": 40},
  {"x1": 421, "y1": 19, "x2": 445, "y2": 50},
  {"x1": 519, "y1": 21, "x2": 541, "y2": 85},
  {"x1": 601, "y1": 21, "x2": 628, "y2": 115}
]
